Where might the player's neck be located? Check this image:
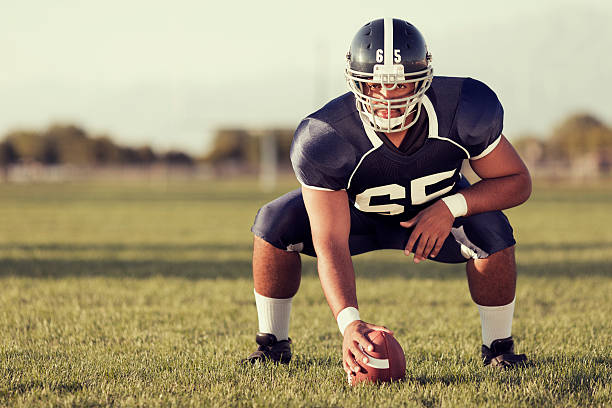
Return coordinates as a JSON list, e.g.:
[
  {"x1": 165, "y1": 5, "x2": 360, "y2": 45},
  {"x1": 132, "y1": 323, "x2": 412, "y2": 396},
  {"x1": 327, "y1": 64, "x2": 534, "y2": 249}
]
[
  {"x1": 383, "y1": 130, "x2": 408, "y2": 148},
  {"x1": 383, "y1": 111, "x2": 415, "y2": 148}
]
